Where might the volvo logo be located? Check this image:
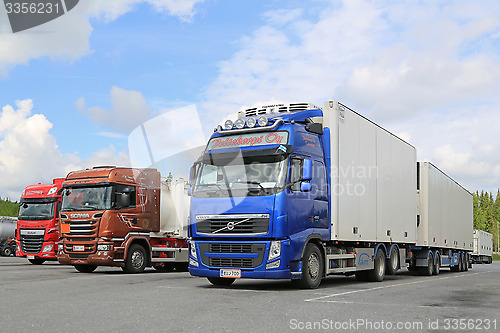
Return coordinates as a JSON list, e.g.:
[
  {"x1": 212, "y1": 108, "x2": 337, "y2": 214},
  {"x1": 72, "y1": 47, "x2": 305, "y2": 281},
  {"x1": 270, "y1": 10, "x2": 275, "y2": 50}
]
[{"x1": 227, "y1": 222, "x2": 235, "y2": 231}]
